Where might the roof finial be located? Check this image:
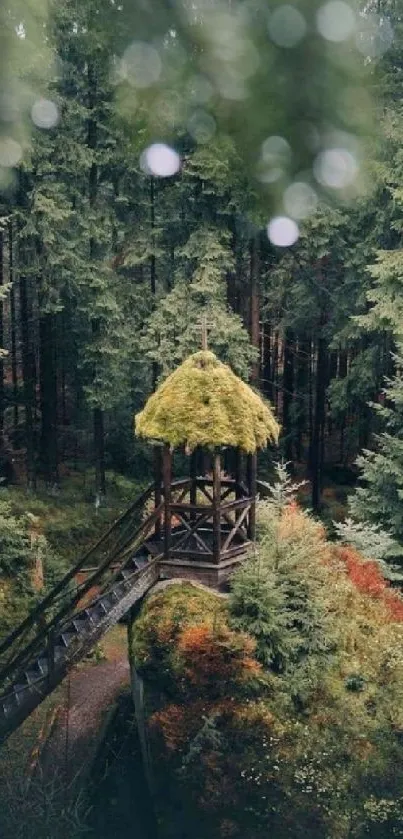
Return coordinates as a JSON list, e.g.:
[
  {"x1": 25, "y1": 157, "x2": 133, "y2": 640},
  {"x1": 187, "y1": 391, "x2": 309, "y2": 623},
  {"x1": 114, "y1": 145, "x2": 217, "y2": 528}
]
[
  {"x1": 200, "y1": 312, "x2": 214, "y2": 350},
  {"x1": 201, "y1": 312, "x2": 208, "y2": 351}
]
